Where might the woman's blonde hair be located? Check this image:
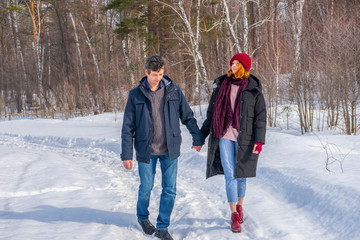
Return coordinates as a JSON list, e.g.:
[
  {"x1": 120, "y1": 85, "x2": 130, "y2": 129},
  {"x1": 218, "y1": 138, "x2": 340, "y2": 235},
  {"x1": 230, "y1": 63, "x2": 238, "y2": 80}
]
[{"x1": 227, "y1": 62, "x2": 250, "y2": 79}]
